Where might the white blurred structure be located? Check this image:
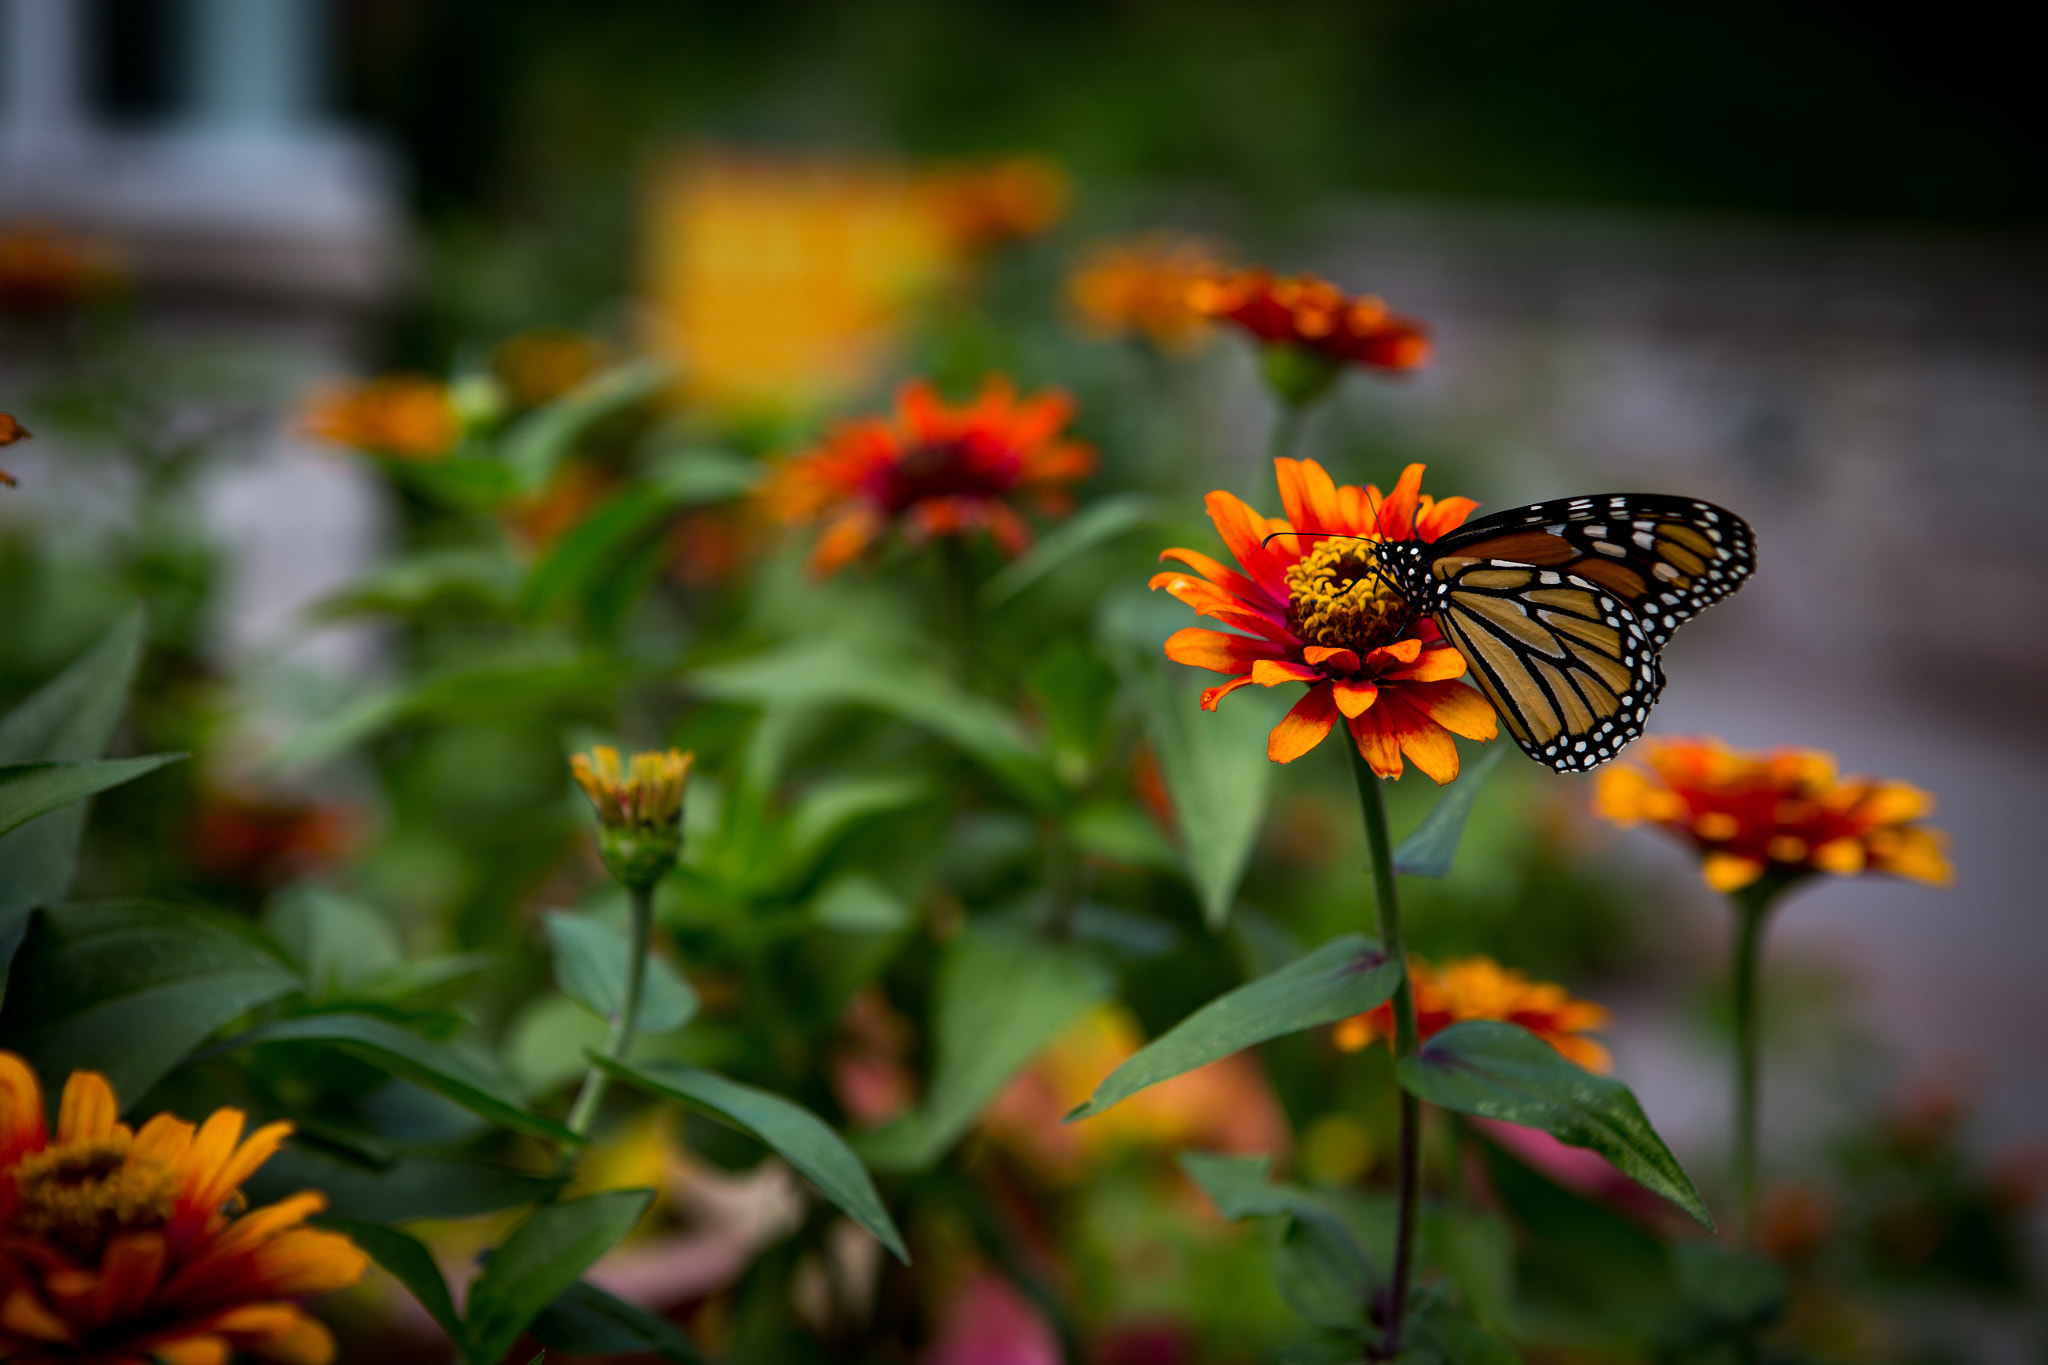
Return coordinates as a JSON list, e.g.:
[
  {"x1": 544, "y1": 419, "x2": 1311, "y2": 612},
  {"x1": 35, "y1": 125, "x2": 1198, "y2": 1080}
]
[{"x1": 1, "y1": 0, "x2": 402, "y2": 674}]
